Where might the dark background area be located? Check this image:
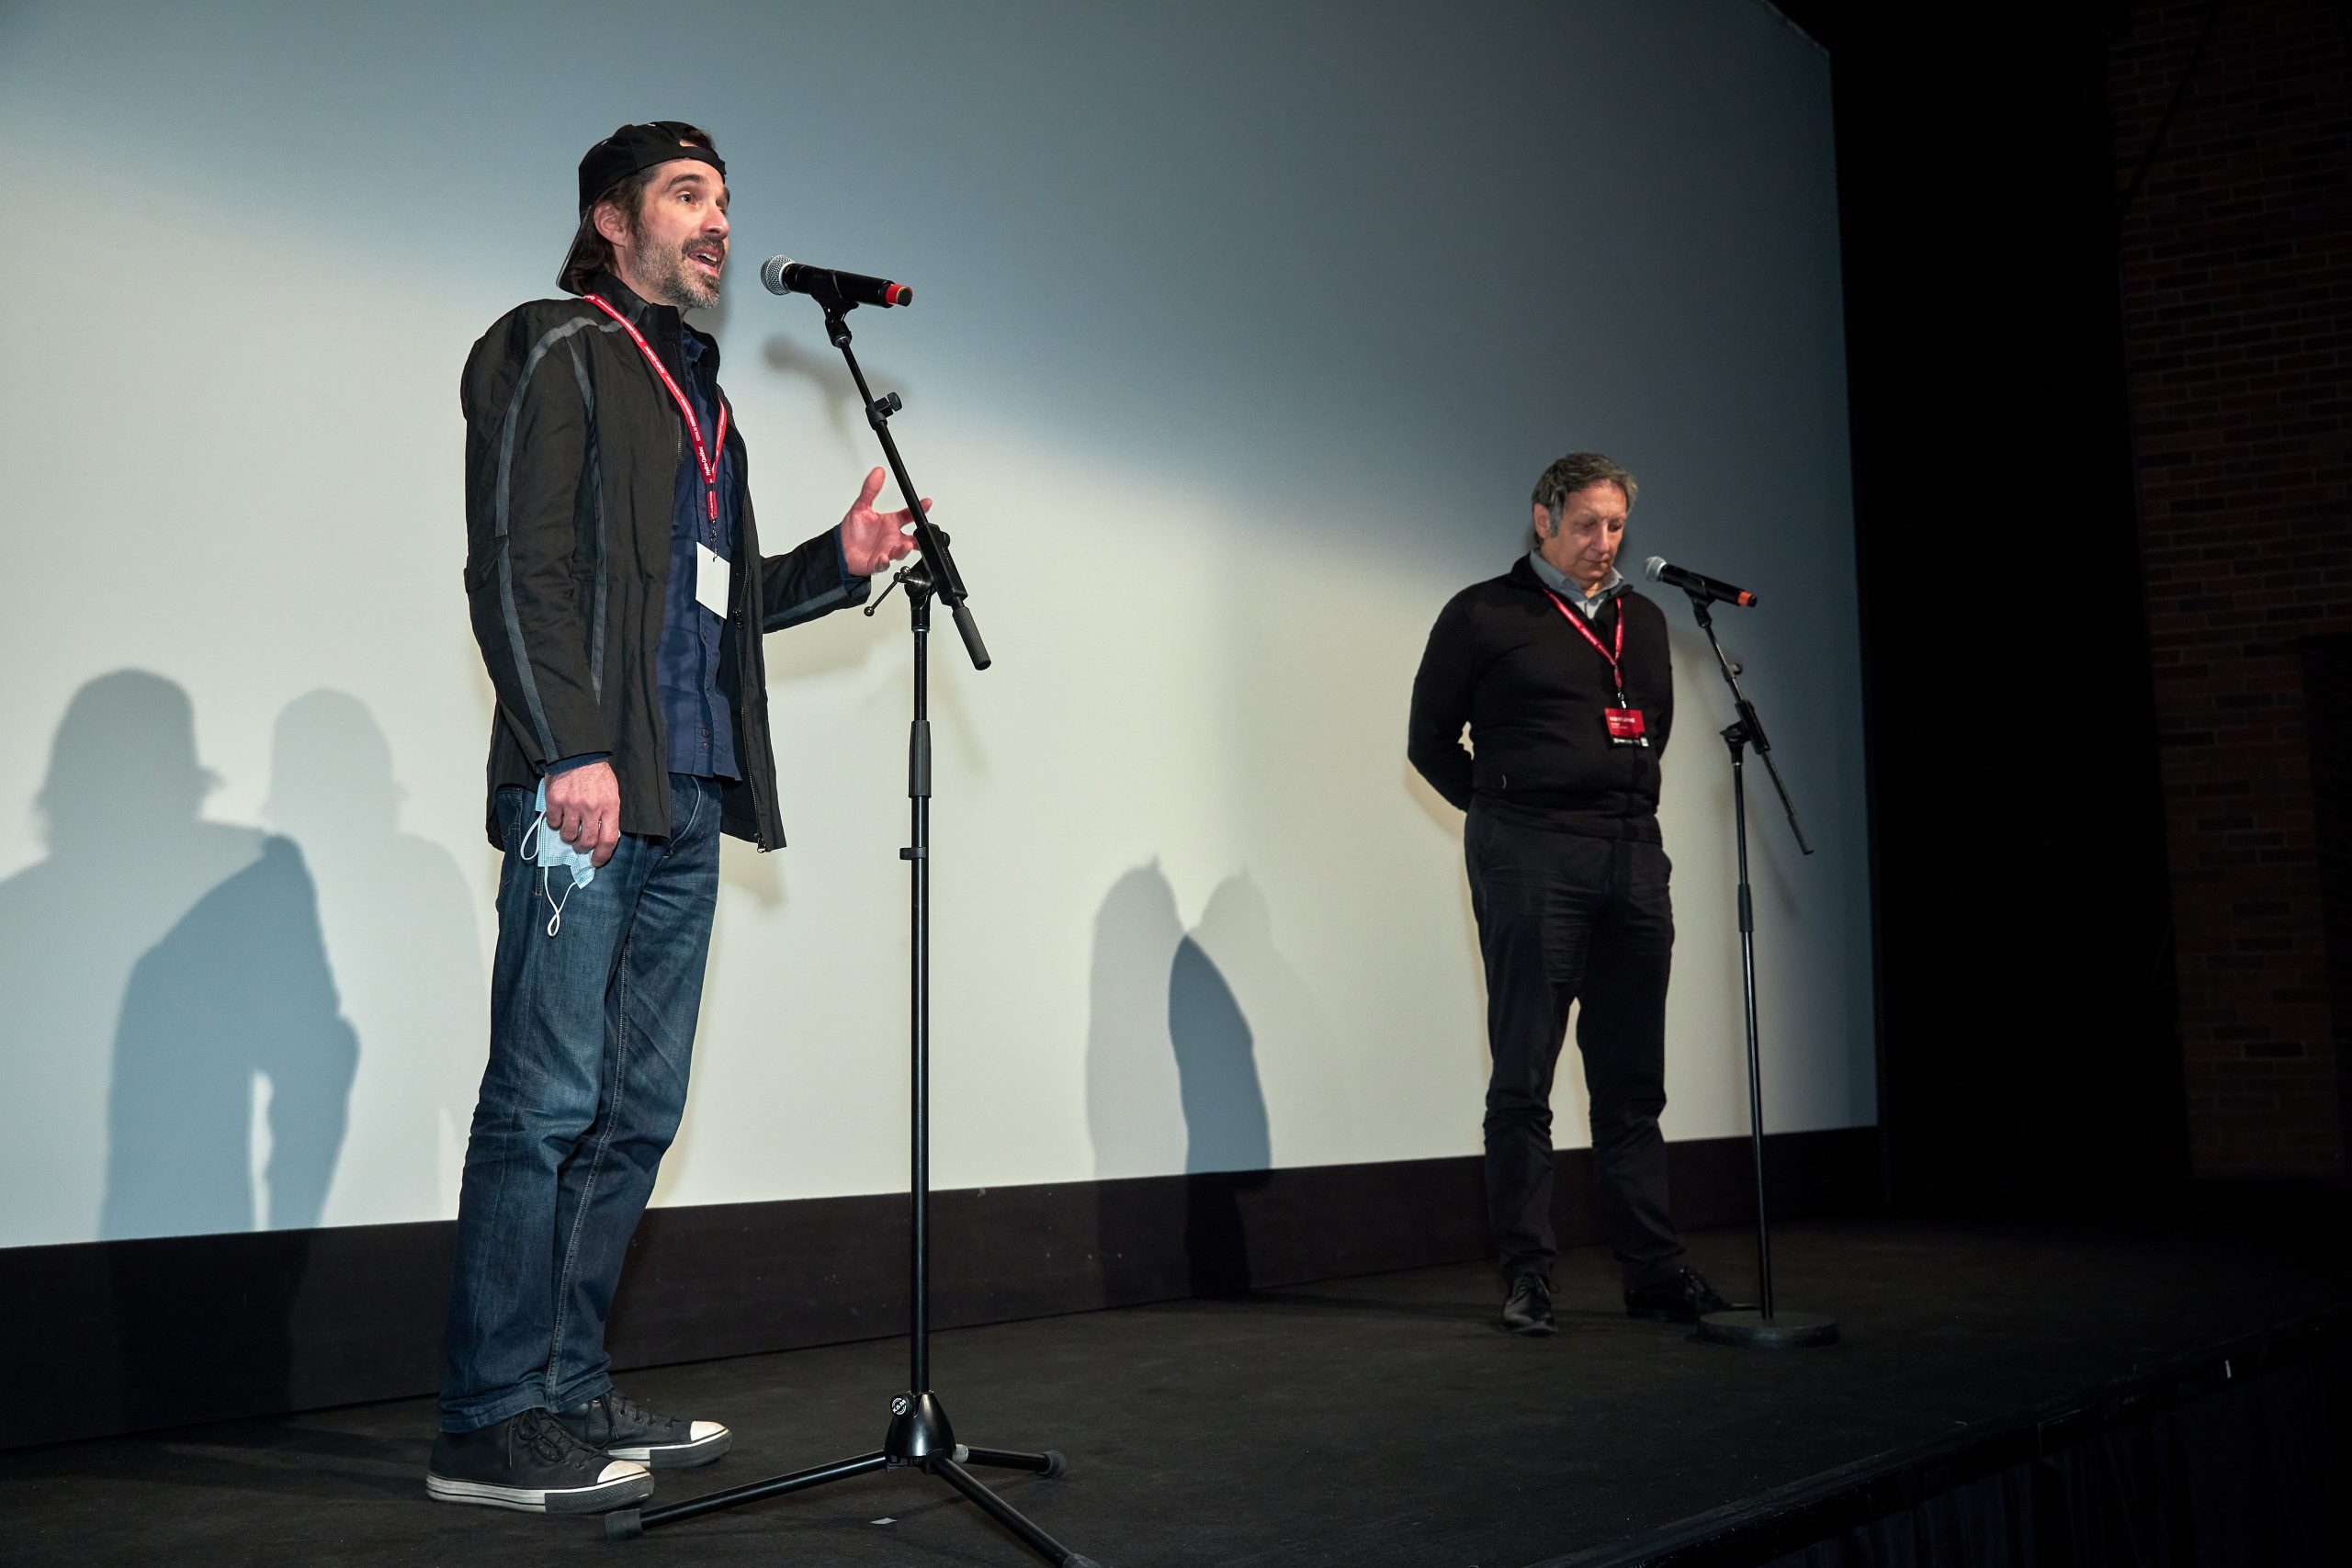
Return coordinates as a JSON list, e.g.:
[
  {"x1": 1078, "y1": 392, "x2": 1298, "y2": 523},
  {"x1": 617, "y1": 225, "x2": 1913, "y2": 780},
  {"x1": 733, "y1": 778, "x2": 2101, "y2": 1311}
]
[{"x1": 1780, "y1": 0, "x2": 2349, "y2": 1205}]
